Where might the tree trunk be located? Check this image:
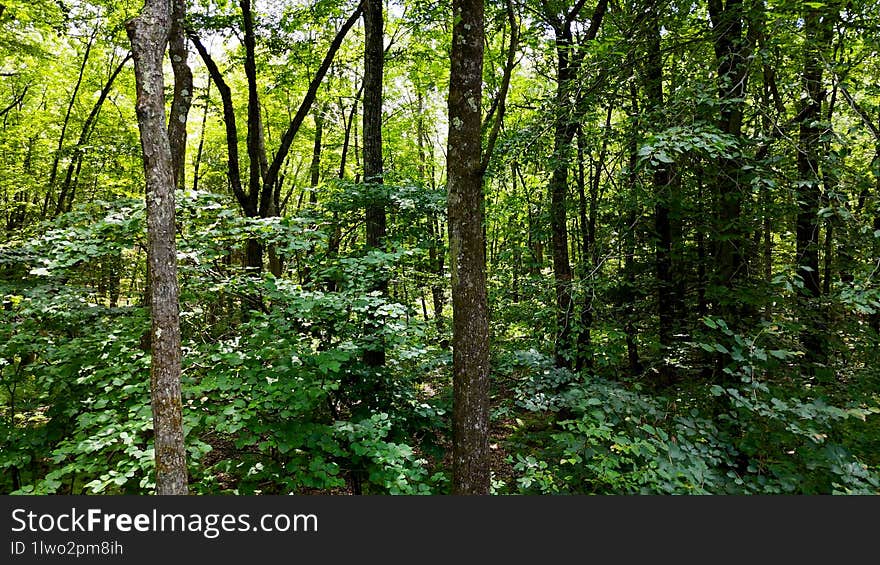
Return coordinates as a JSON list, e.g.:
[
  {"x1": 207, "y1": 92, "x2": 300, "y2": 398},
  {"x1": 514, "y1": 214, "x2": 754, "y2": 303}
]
[
  {"x1": 363, "y1": 0, "x2": 387, "y2": 370},
  {"x1": 192, "y1": 79, "x2": 211, "y2": 192},
  {"x1": 168, "y1": 0, "x2": 192, "y2": 190},
  {"x1": 548, "y1": 23, "x2": 577, "y2": 370},
  {"x1": 708, "y1": 0, "x2": 751, "y2": 327},
  {"x1": 643, "y1": 11, "x2": 676, "y2": 382},
  {"x1": 796, "y1": 4, "x2": 834, "y2": 364},
  {"x1": 448, "y1": 0, "x2": 489, "y2": 495},
  {"x1": 55, "y1": 53, "x2": 132, "y2": 216},
  {"x1": 545, "y1": 0, "x2": 607, "y2": 369},
  {"x1": 309, "y1": 103, "x2": 325, "y2": 199},
  {"x1": 43, "y1": 27, "x2": 96, "y2": 218},
  {"x1": 126, "y1": 0, "x2": 189, "y2": 496},
  {"x1": 624, "y1": 82, "x2": 642, "y2": 377}
]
